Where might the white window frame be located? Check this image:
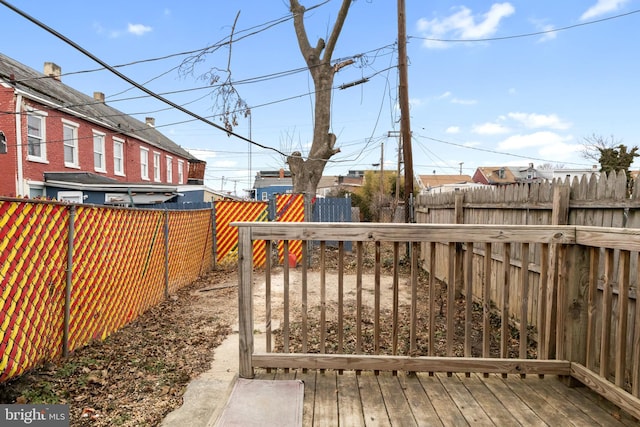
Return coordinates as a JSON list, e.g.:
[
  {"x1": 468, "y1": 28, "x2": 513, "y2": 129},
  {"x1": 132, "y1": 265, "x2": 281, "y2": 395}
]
[
  {"x1": 166, "y1": 156, "x2": 173, "y2": 183},
  {"x1": 113, "y1": 138, "x2": 125, "y2": 176},
  {"x1": 261, "y1": 191, "x2": 268, "y2": 201},
  {"x1": 153, "y1": 151, "x2": 161, "y2": 182},
  {"x1": 62, "y1": 119, "x2": 80, "y2": 168},
  {"x1": 26, "y1": 109, "x2": 48, "y2": 163},
  {"x1": 177, "y1": 159, "x2": 184, "y2": 184},
  {"x1": 93, "y1": 130, "x2": 106, "y2": 172},
  {"x1": 140, "y1": 147, "x2": 149, "y2": 180}
]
